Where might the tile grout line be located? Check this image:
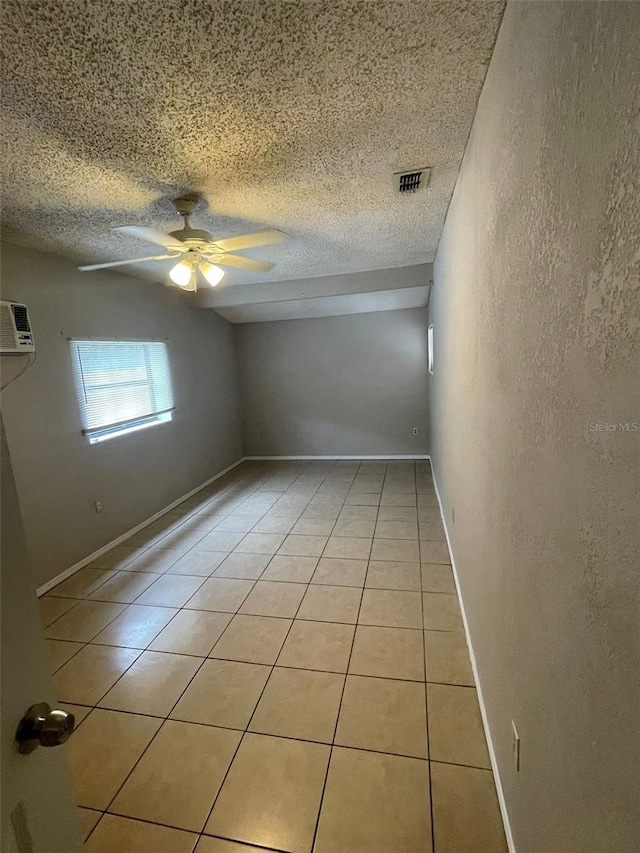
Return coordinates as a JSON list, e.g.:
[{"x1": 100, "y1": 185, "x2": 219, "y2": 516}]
[
  {"x1": 42, "y1": 474, "x2": 258, "y2": 630},
  {"x1": 71, "y1": 701, "x2": 495, "y2": 770},
  {"x1": 418, "y1": 459, "x2": 438, "y2": 853},
  {"x1": 308, "y1": 458, "x2": 381, "y2": 852},
  {"x1": 77, "y1": 575, "x2": 232, "y2": 705},
  {"x1": 197, "y1": 458, "x2": 347, "y2": 845},
  {"x1": 48, "y1": 636, "x2": 89, "y2": 675},
  {"x1": 89, "y1": 579, "x2": 260, "y2": 837},
  {"x1": 82, "y1": 466, "x2": 280, "y2": 842},
  {"x1": 49, "y1": 581, "x2": 457, "y2": 612},
  {"x1": 127, "y1": 467, "x2": 328, "y2": 692},
  {"x1": 199, "y1": 465, "x2": 325, "y2": 631},
  {"x1": 89, "y1": 804, "x2": 291, "y2": 853},
  {"x1": 47, "y1": 568, "x2": 454, "y2": 606},
  {"x1": 97, "y1": 572, "x2": 259, "y2": 713},
  {"x1": 57, "y1": 460, "x2": 453, "y2": 849},
  {"x1": 66, "y1": 643, "x2": 462, "y2": 679},
  {"x1": 54, "y1": 468, "x2": 295, "y2": 708}
]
